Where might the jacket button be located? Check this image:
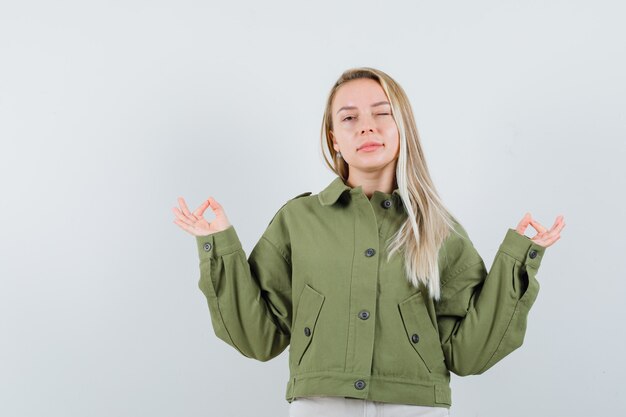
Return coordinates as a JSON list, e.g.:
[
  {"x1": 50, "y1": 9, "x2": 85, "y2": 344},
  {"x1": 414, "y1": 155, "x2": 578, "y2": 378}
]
[
  {"x1": 304, "y1": 327, "x2": 311, "y2": 337},
  {"x1": 365, "y1": 248, "x2": 376, "y2": 257},
  {"x1": 381, "y1": 199, "x2": 392, "y2": 209},
  {"x1": 358, "y1": 310, "x2": 370, "y2": 320},
  {"x1": 354, "y1": 379, "x2": 366, "y2": 390},
  {"x1": 411, "y1": 333, "x2": 420, "y2": 343},
  {"x1": 529, "y1": 249, "x2": 538, "y2": 259},
  {"x1": 203, "y1": 242, "x2": 212, "y2": 252}
]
